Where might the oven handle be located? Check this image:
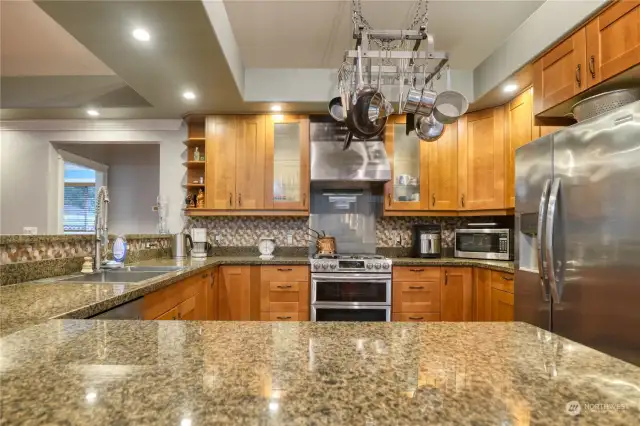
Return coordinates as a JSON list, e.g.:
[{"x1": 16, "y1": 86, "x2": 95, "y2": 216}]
[
  {"x1": 311, "y1": 305, "x2": 391, "y2": 322},
  {"x1": 311, "y1": 273, "x2": 392, "y2": 281},
  {"x1": 311, "y1": 277, "x2": 392, "y2": 305}
]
